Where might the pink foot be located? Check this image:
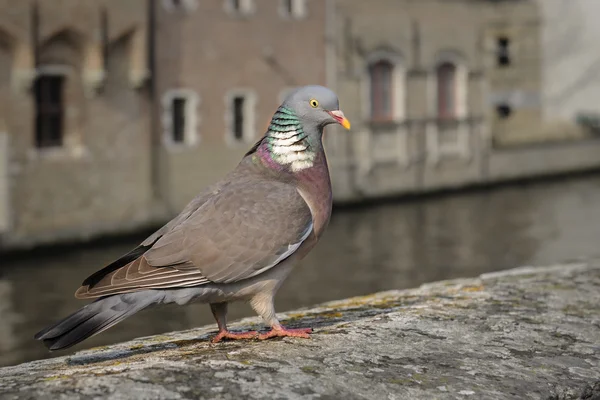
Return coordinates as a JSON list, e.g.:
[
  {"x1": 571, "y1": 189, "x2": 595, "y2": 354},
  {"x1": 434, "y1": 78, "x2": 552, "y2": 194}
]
[
  {"x1": 258, "y1": 326, "x2": 313, "y2": 340},
  {"x1": 211, "y1": 330, "x2": 258, "y2": 343}
]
